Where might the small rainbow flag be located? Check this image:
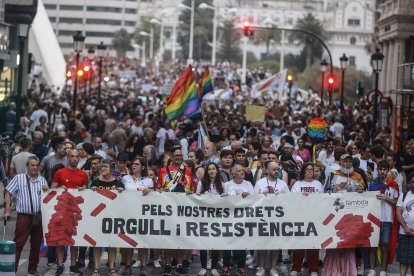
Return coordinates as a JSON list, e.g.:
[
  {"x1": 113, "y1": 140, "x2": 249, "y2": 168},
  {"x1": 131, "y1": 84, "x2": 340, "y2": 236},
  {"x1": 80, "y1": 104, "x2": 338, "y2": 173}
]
[
  {"x1": 197, "y1": 122, "x2": 210, "y2": 149},
  {"x1": 198, "y1": 67, "x2": 214, "y2": 99},
  {"x1": 165, "y1": 65, "x2": 200, "y2": 120}
]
